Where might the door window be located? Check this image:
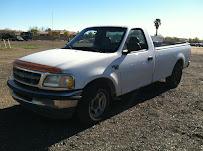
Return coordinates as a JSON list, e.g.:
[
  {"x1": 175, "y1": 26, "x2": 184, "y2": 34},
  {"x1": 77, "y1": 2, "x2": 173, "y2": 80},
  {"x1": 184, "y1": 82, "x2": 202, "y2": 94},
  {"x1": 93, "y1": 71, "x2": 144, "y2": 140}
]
[{"x1": 124, "y1": 29, "x2": 148, "y2": 51}]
